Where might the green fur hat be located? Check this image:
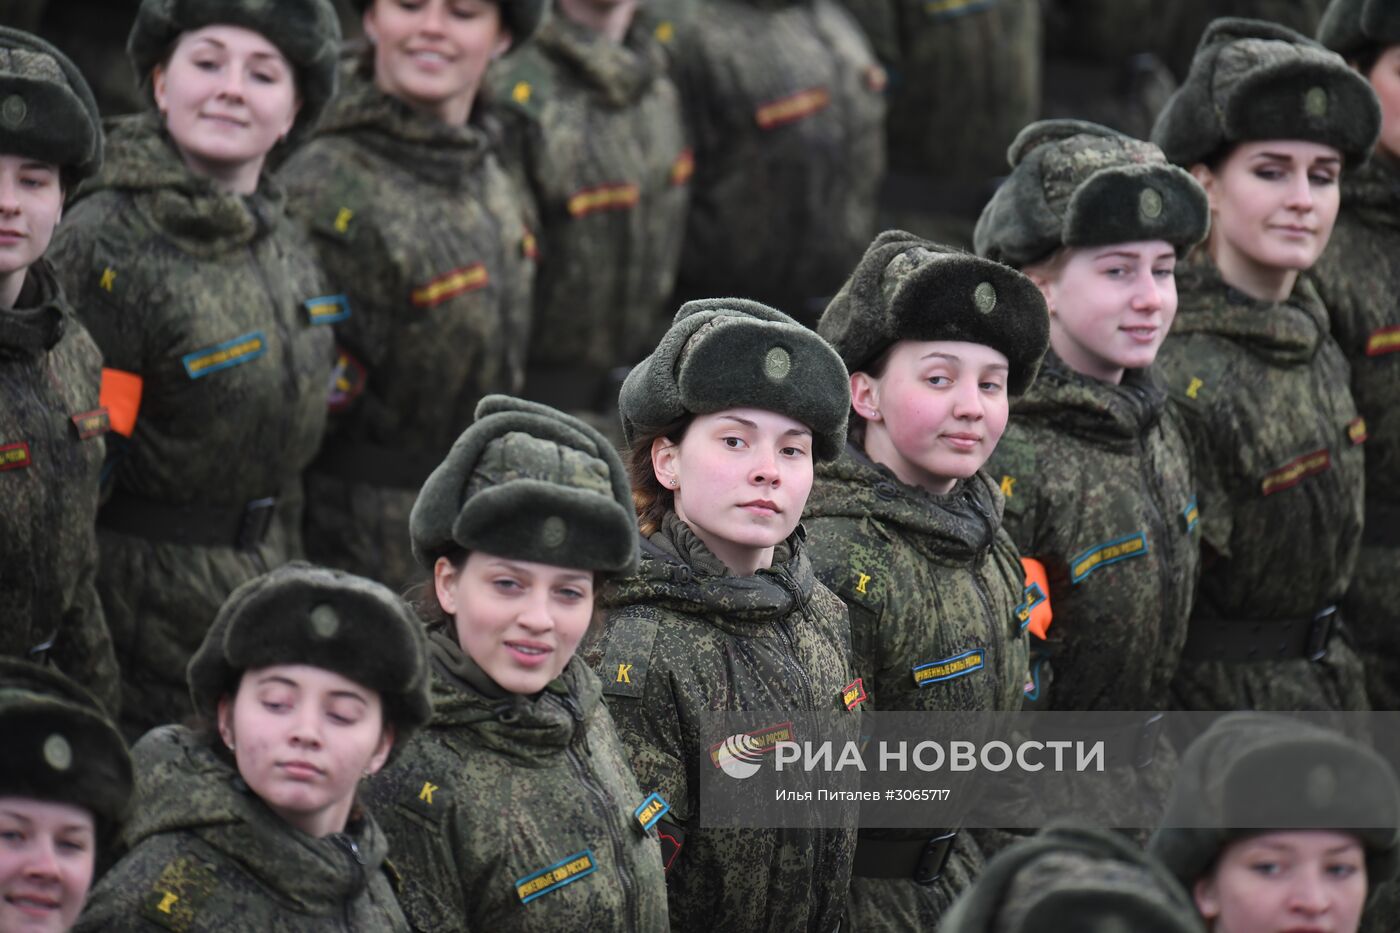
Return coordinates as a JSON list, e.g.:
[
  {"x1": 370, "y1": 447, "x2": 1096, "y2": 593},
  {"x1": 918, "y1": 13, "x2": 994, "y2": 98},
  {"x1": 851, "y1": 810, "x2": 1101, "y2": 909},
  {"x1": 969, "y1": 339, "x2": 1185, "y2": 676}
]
[
  {"x1": 1150, "y1": 713, "x2": 1400, "y2": 902},
  {"x1": 0, "y1": 27, "x2": 102, "y2": 183},
  {"x1": 351, "y1": 0, "x2": 549, "y2": 48},
  {"x1": 620, "y1": 298, "x2": 851, "y2": 461},
  {"x1": 411, "y1": 395, "x2": 639, "y2": 575},
  {"x1": 941, "y1": 826, "x2": 1204, "y2": 933},
  {"x1": 818, "y1": 230, "x2": 1049, "y2": 397},
  {"x1": 0, "y1": 659, "x2": 132, "y2": 843},
  {"x1": 975, "y1": 120, "x2": 1211, "y2": 269},
  {"x1": 187, "y1": 563, "x2": 432, "y2": 760},
  {"x1": 1319, "y1": 0, "x2": 1400, "y2": 58},
  {"x1": 127, "y1": 0, "x2": 342, "y2": 147},
  {"x1": 1153, "y1": 18, "x2": 1380, "y2": 167}
]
